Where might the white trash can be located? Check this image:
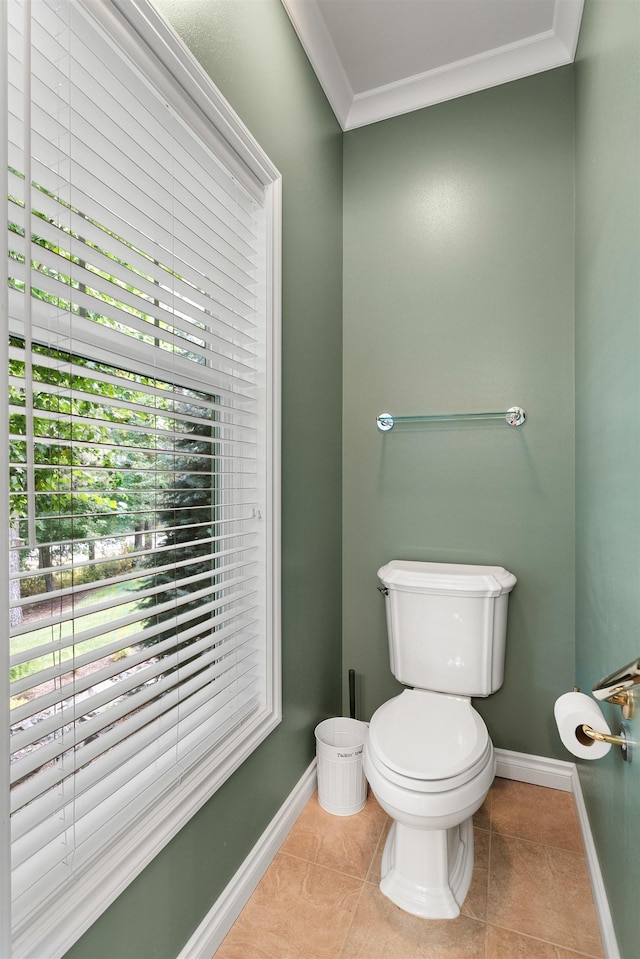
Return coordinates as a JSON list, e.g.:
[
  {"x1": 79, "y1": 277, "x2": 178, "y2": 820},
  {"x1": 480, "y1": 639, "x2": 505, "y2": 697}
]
[{"x1": 314, "y1": 718, "x2": 369, "y2": 816}]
